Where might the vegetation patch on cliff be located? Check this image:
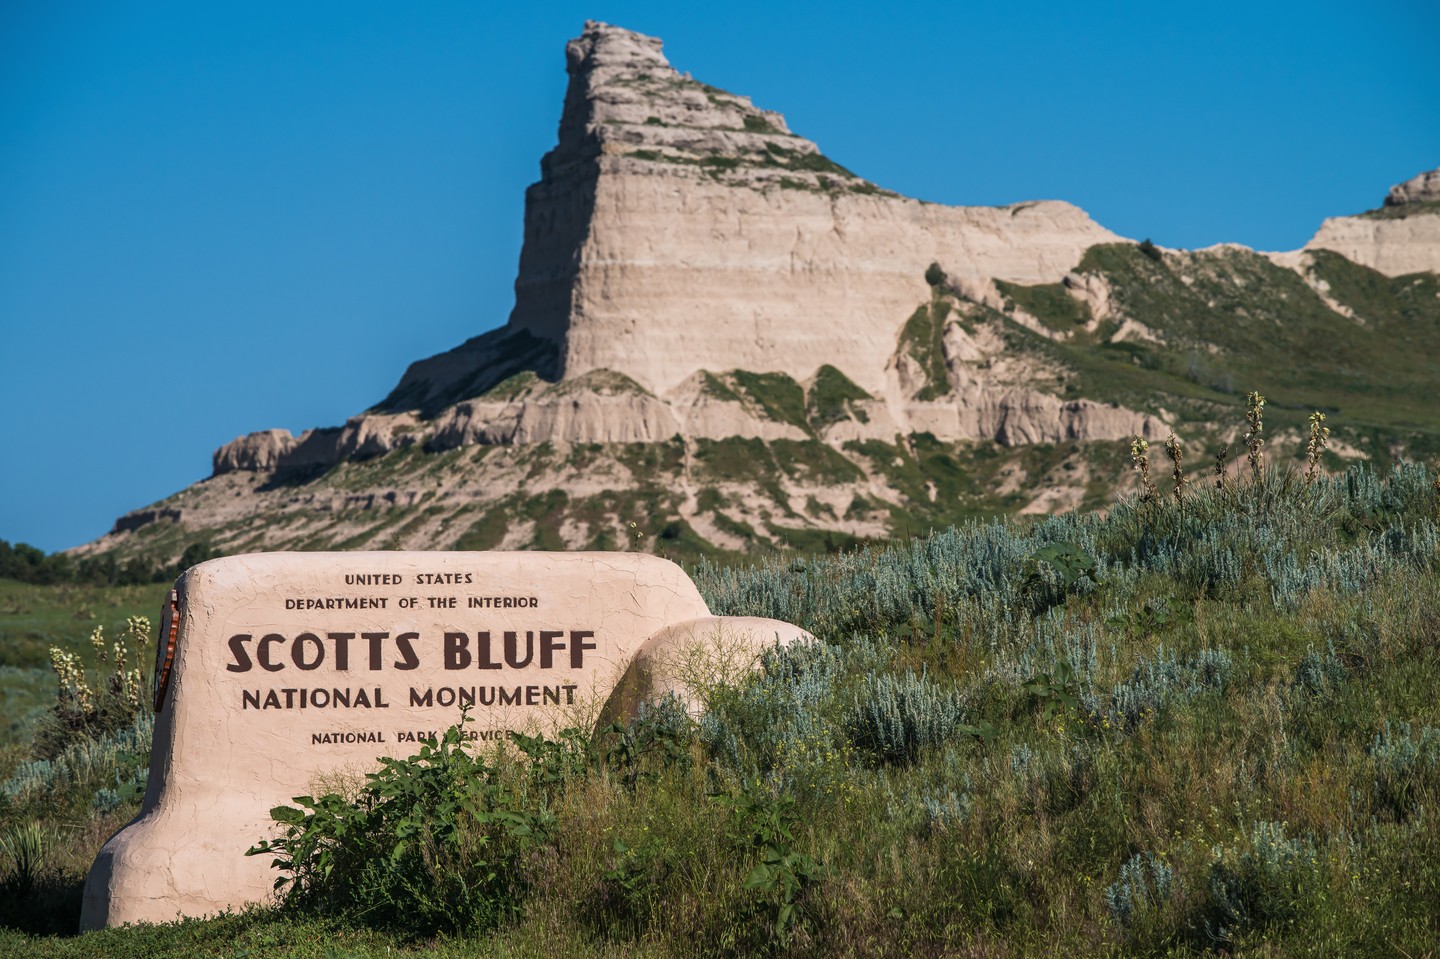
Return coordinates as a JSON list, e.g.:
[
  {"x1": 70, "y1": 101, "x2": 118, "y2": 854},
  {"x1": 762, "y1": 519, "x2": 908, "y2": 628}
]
[
  {"x1": 995, "y1": 244, "x2": 1440, "y2": 461},
  {"x1": 898, "y1": 296, "x2": 954, "y2": 401},
  {"x1": 995, "y1": 278, "x2": 1092, "y2": 333},
  {"x1": 805, "y1": 365, "x2": 872, "y2": 430}
]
